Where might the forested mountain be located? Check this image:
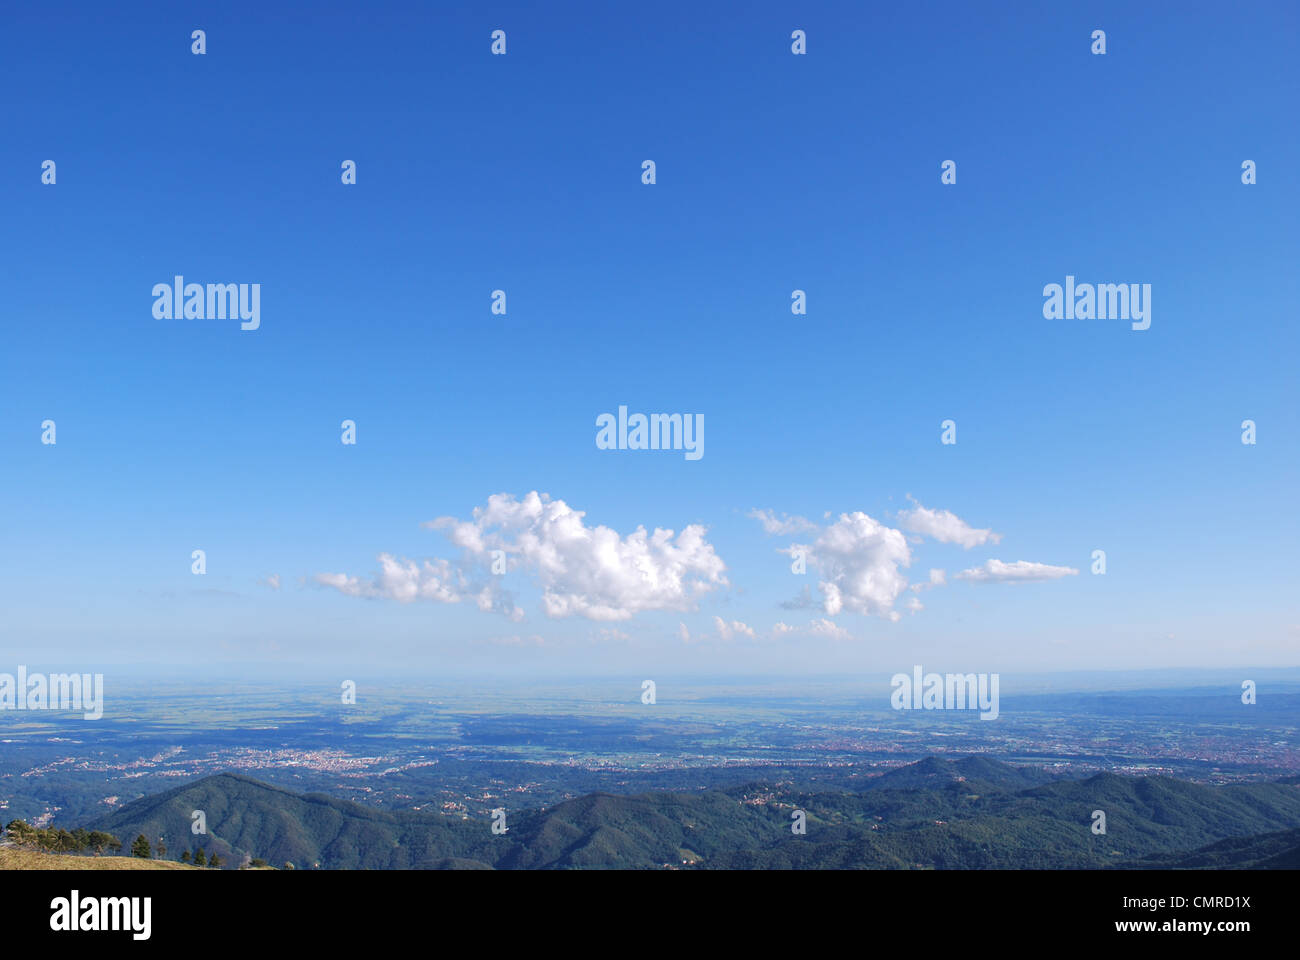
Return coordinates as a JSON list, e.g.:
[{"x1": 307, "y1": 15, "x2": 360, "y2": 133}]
[
  {"x1": 76, "y1": 758, "x2": 1300, "y2": 870},
  {"x1": 1120, "y1": 827, "x2": 1300, "y2": 869},
  {"x1": 86, "y1": 773, "x2": 496, "y2": 869}
]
